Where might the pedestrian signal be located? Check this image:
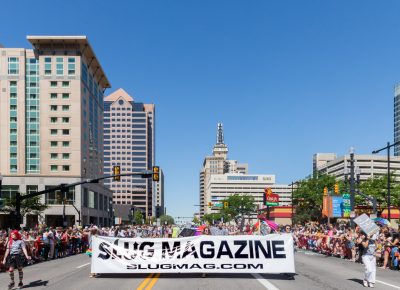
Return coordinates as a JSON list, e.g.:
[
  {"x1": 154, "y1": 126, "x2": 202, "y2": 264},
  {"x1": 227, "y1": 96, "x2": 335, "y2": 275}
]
[
  {"x1": 113, "y1": 166, "x2": 121, "y2": 181},
  {"x1": 152, "y1": 166, "x2": 160, "y2": 182}
]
